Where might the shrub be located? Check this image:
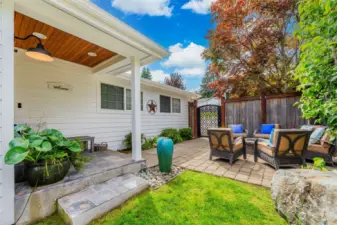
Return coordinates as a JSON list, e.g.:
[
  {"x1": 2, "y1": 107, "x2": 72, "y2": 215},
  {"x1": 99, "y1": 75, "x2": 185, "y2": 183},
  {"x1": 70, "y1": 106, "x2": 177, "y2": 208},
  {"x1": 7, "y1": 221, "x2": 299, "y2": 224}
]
[
  {"x1": 123, "y1": 132, "x2": 146, "y2": 150},
  {"x1": 160, "y1": 128, "x2": 183, "y2": 144},
  {"x1": 142, "y1": 139, "x2": 153, "y2": 150},
  {"x1": 123, "y1": 133, "x2": 158, "y2": 150},
  {"x1": 179, "y1": 128, "x2": 193, "y2": 140}
]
